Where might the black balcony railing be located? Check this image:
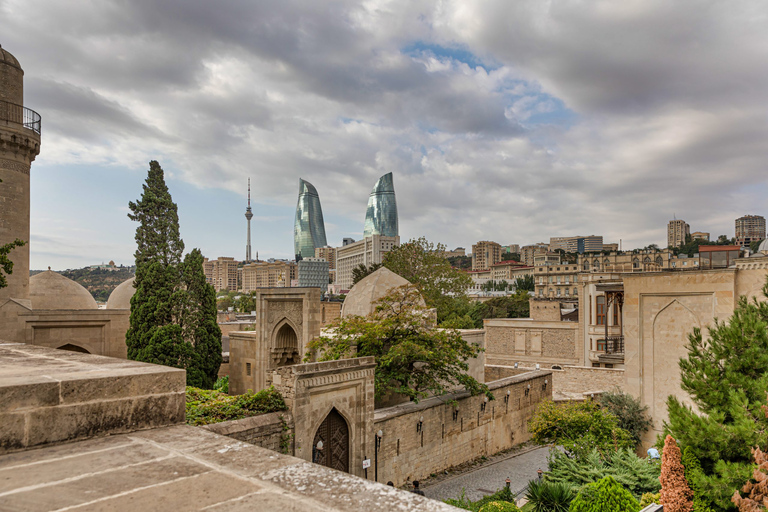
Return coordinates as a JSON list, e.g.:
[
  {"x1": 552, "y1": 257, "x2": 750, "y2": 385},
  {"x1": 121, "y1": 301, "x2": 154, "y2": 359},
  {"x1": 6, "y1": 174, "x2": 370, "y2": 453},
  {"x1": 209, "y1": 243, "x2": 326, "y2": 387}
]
[
  {"x1": 0, "y1": 99, "x2": 41, "y2": 134},
  {"x1": 604, "y1": 336, "x2": 624, "y2": 354}
]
